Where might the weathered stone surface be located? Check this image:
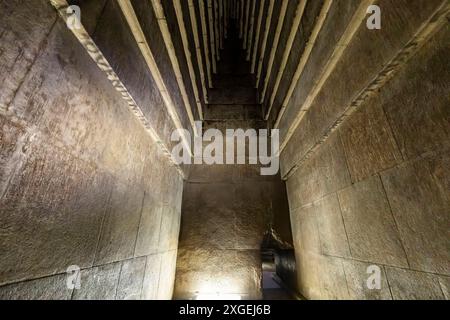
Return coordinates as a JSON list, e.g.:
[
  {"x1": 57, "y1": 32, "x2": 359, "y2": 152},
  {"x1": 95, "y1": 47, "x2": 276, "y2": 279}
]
[
  {"x1": 268, "y1": 0, "x2": 326, "y2": 121},
  {"x1": 385, "y1": 267, "x2": 445, "y2": 300},
  {"x1": 134, "y1": 201, "x2": 163, "y2": 257},
  {"x1": 0, "y1": 0, "x2": 56, "y2": 109},
  {"x1": 285, "y1": 133, "x2": 351, "y2": 208},
  {"x1": 0, "y1": 274, "x2": 72, "y2": 300},
  {"x1": 205, "y1": 104, "x2": 261, "y2": 121},
  {"x1": 72, "y1": 263, "x2": 122, "y2": 300},
  {"x1": 131, "y1": 0, "x2": 191, "y2": 129},
  {"x1": 68, "y1": 0, "x2": 108, "y2": 34},
  {"x1": 290, "y1": 205, "x2": 321, "y2": 255},
  {"x1": 234, "y1": 182, "x2": 273, "y2": 249},
  {"x1": 159, "y1": 206, "x2": 181, "y2": 252},
  {"x1": 0, "y1": 0, "x2": 184, "y2": 300},
  {"x1": 342, "y1": 260, "x2": 392, "y2": 300},
  {"x1": 175, "y1": 248, "x2": 262, "y2": 300},
  {"x1": 381, "y1": 155, "x2": 450, "y2": 275},
  {"x1": 296, "y1": 250, "x2": 349, "y2": 300},
  {"x1": 338, "y1": 176, "x2": 408, "y2": 267},
  {"x1": 0, "y1": 136, "x2": 111, "y2": 285},
  {"x1": 0, "y1": 116, "x2": 25, "y2": 191},
  {"x1": 382, "y1": 26, "x2": 450, "y2": 160},
  {"x1": 279, "y1": 0, "x2": 446, "y2": 173},
  {"x1": 339, "y1": 102, "x2": 403, "y2": 182},
  {"x1": 116, "y1": 257, "x2": 146, "y2": 300},
  {"x1": 95, "y1": 182, "x2": 144, "y2": 265},
  {"x1": 286, "y1": 155, "x2": 323, "y2": 210},
  {"x1": 272, "y1": 0, "x2": 360, "y2": 127},
  {"x1": 208, "y1": 88, "x2": 257, "y2": 105},
  {"x1": 142, "y1": 254, "x2": 162, "y2": 300},
  {"x1": 315, "y1": 194, "x2": 351, "y2": 258},
  {"x1": 438, "y1": 277, "x2": 450, "y2": 300},
  {"x1": 156, "y1": 250, "x2": 178, "y2": 300},
  {"x1": 180, "y1": 183, "x2": 237, "y2": 249}
]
